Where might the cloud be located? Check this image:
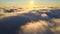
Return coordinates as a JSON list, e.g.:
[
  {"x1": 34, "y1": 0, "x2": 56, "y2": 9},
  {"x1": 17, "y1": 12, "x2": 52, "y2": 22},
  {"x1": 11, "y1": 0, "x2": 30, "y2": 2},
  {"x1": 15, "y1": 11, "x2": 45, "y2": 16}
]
[{"x1": 0, "y1": 9, "x2": 60, "y2": 34}]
